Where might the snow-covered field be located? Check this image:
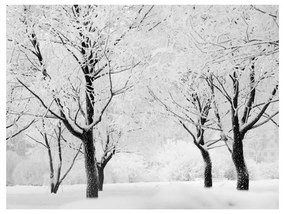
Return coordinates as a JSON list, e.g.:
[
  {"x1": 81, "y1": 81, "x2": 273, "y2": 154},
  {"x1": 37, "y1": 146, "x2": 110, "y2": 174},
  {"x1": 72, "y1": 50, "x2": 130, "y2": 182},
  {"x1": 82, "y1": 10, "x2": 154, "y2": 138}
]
[{"x1": 6, "y1": 179, "x2": 278, "y2": 209}]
